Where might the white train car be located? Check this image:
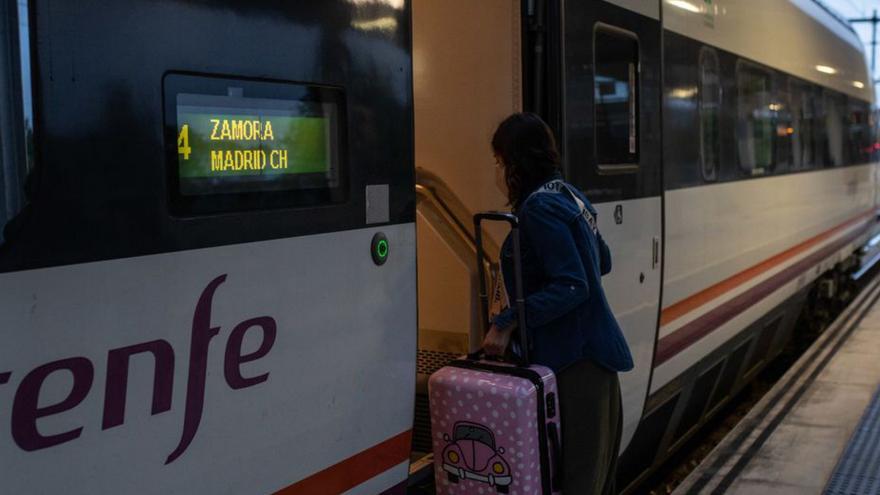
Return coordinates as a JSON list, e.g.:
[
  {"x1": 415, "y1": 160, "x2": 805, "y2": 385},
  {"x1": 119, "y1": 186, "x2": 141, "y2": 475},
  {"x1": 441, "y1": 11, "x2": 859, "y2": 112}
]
[
  {"x1": 411, "y1": 0, "x2": 879, "y2": 491},
  {"x1": 0, "y1": 1, "x2": 416, "y2": 494}
]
